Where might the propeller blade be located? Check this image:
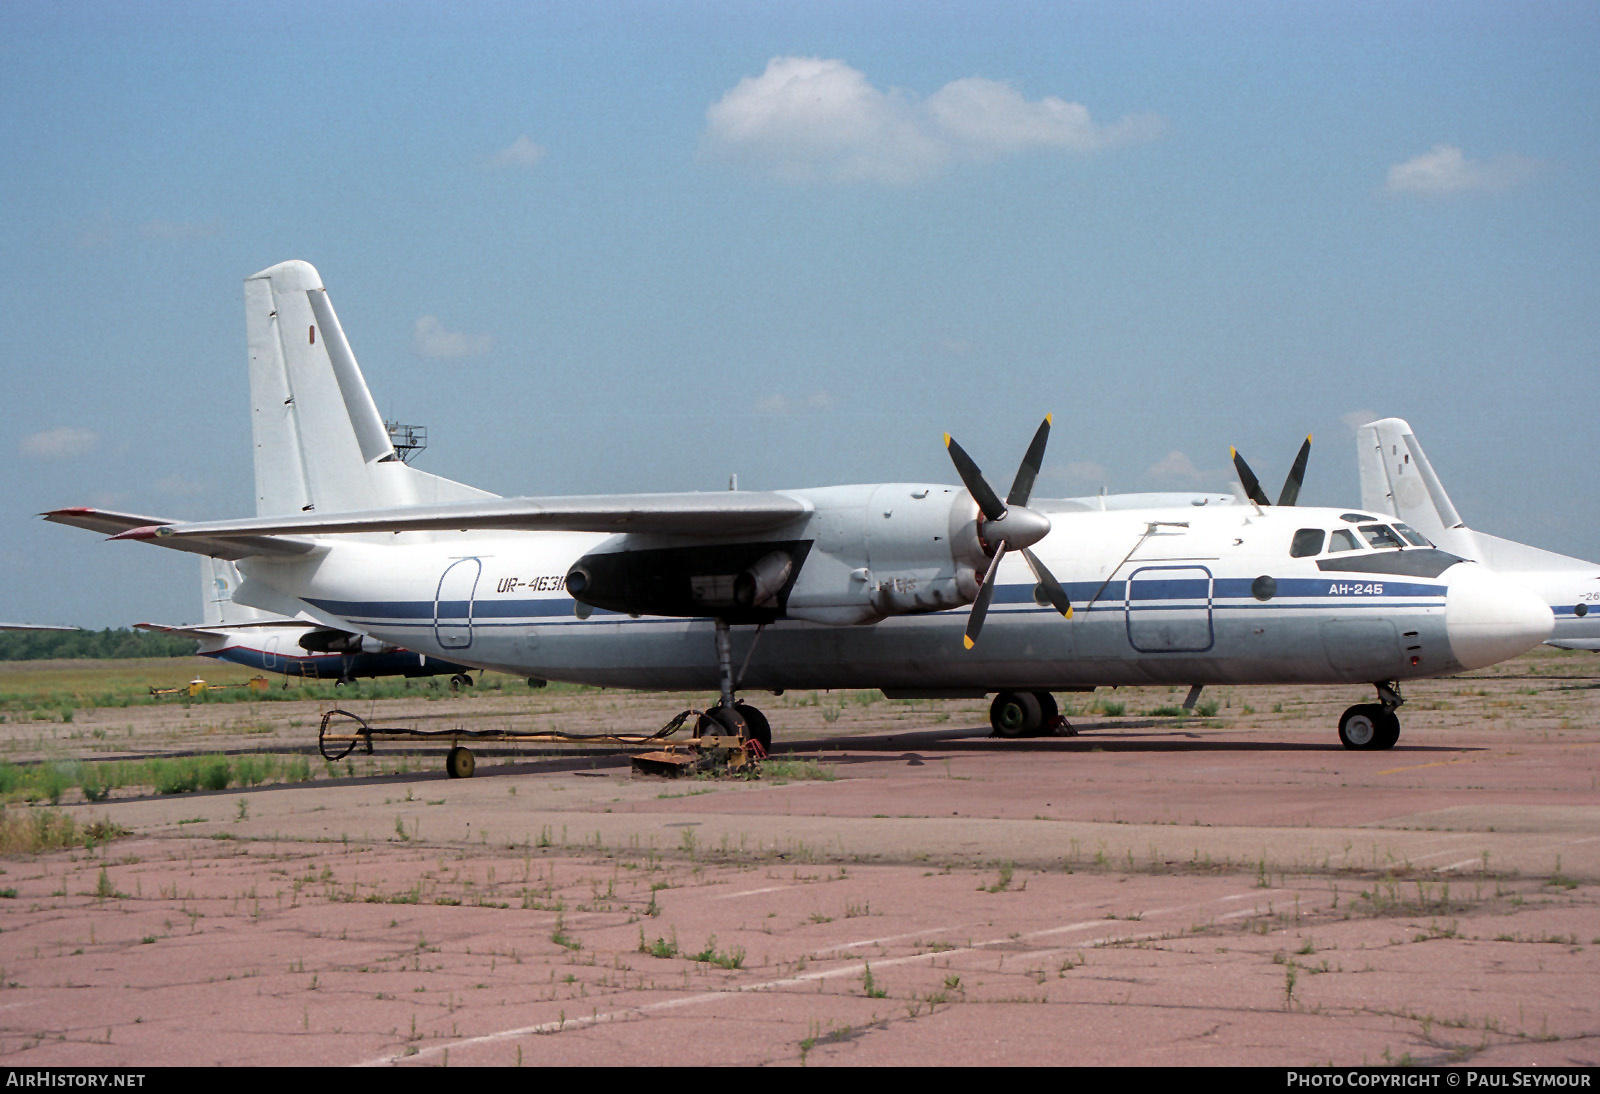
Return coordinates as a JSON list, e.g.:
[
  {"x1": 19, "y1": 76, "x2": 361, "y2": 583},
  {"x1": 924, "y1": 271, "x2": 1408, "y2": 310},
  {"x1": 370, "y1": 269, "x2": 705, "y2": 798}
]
[
  {"x1": 1230, "y1": 447, "x2": 1271, "y2": 507},
  {"x1": 1021, "y1": 547, "x2": 1072, "y2": 618},
  {"x1": 963, "y1": 547, "x2": 1006, "y2": 649},
  {"x1": 1277, "y1": 435, "x2": 1312, "y2": 507},
  {"x1": 1006, "y1": 414, "x2": 1052, "y2": 508},
  {"x1": 945, "y1": 434, "x2": 1007, "y2": 522}
]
